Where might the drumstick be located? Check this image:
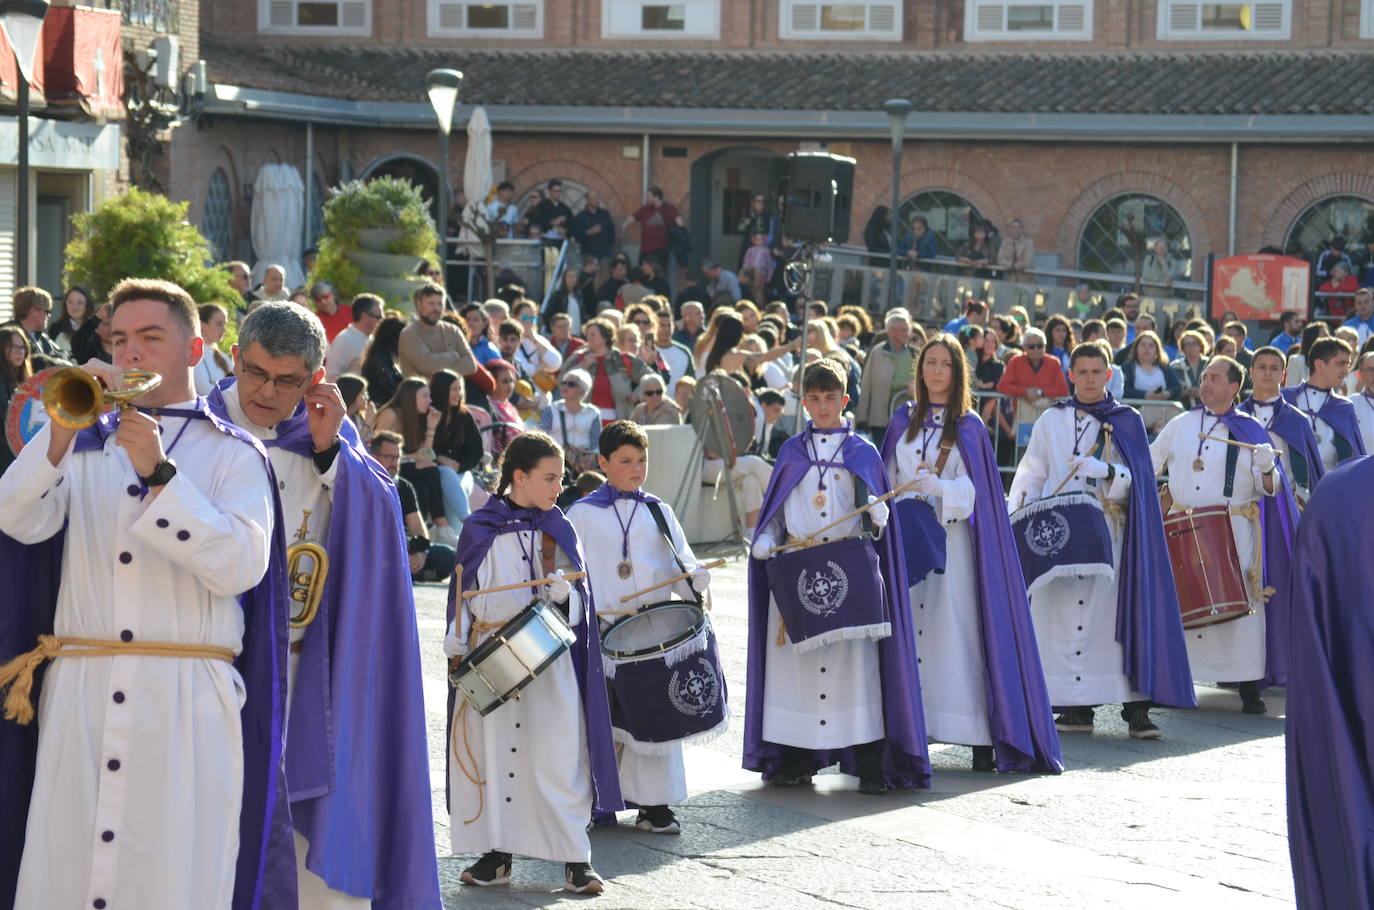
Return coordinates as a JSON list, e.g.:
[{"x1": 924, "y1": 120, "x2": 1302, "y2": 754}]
[
  {"x1": 460, "y1": 571, "x2": 587, "y2": 600},
  {"x1": 1051, "y1": 424, "x2": 1116, "y2": 497},
  {"x1": 770, "y1": 475, "x2": 924, "y2": 555},
  {"x1": 619, "y1": 558, "x2": 728, "y2": 604},
  {"x1": 1197, "y1": 433, "x2": 1283, "y2": 454}
]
